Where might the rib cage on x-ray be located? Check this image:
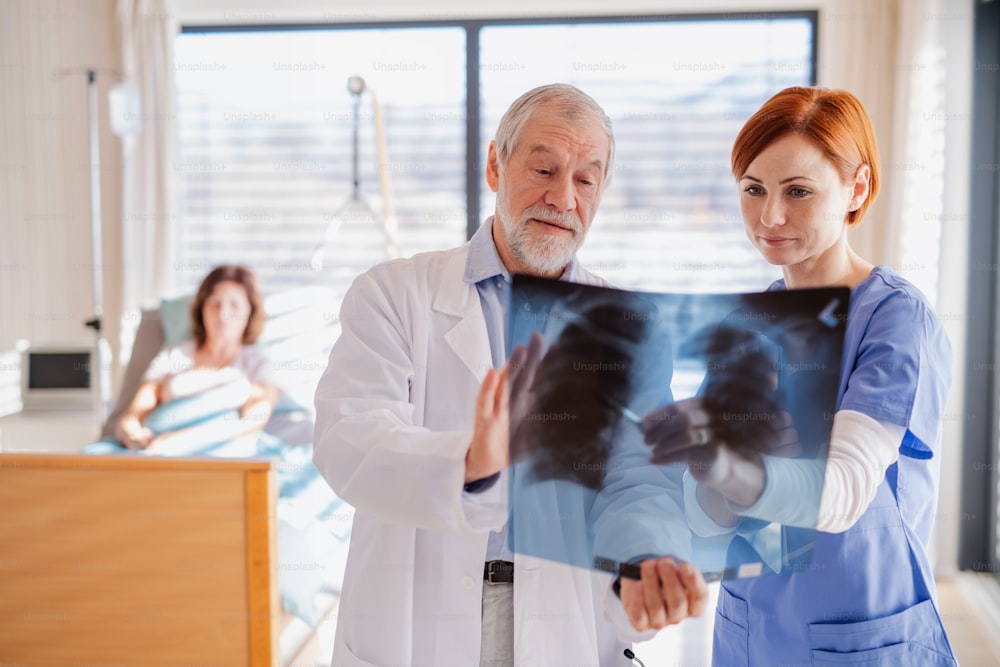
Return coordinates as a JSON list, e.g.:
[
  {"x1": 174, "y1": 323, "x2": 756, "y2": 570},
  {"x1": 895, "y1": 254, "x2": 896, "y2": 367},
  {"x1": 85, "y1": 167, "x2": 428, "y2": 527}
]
[{"x1": 513, "y1": 294, "x2": 657, "y2": 490}]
